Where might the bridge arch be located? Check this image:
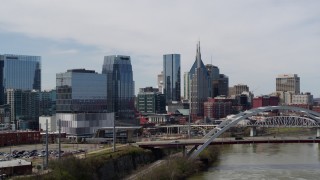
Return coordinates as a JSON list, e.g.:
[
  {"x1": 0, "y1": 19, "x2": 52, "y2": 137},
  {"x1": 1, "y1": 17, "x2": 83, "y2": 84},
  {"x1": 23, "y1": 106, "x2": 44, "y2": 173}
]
[{"x1": 189, "y1": 106, "x2": 320, "y2": 159}]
